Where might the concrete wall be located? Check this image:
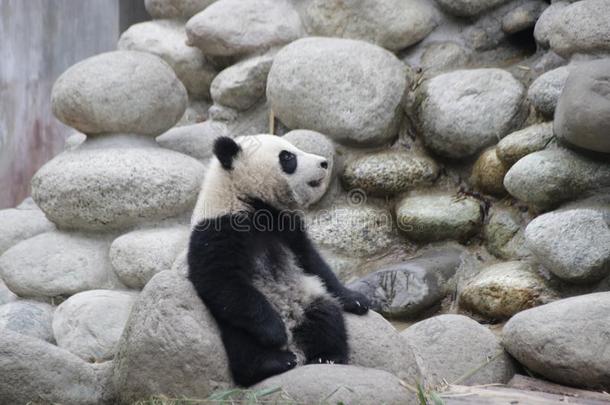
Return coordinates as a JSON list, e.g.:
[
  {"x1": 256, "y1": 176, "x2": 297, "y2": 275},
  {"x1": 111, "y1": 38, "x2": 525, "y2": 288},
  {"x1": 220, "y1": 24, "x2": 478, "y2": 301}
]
[{"x1": 0, "y1": 0, "x2": 148, "y2": 209}]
